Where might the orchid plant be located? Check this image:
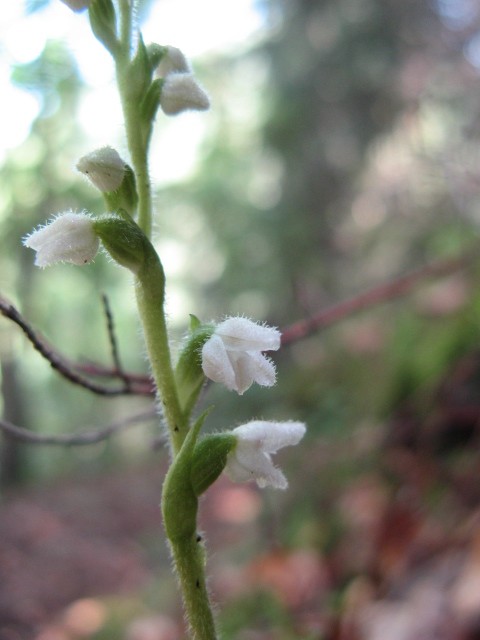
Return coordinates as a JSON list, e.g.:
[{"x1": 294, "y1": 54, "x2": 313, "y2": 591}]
[{"x1": 22, "y1": 1, "x2": 306, "y2": 638}]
